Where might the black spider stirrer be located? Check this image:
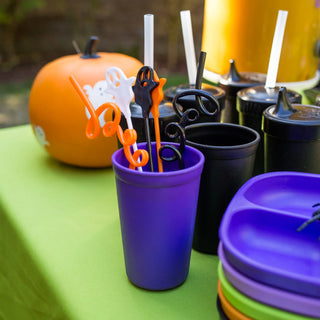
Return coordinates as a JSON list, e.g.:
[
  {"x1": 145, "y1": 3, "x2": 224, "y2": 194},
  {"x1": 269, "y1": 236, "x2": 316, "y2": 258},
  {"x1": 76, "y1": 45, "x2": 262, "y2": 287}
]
[
  {"x1": 158, "y1": 51, "x2": 219, "y2": 170},
  {"x1": 132, "y1": 66, "x2": 159, "y2": 172}
]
